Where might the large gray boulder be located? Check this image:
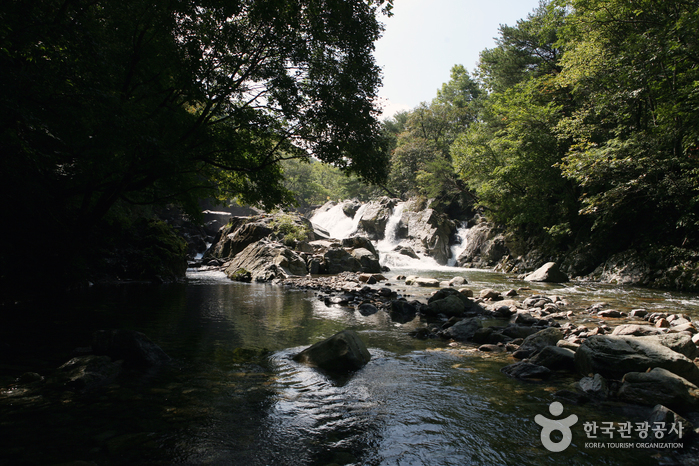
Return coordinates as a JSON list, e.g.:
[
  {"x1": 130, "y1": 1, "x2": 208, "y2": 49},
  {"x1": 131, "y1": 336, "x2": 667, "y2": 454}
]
[
  {"x1": 575, "y1": 335, "x2": 699, "y2": 385},
  {"x1": 617, "y1": 367, "x2": 699, "y2": 412},
  {"x1": 203, "y1": 212, "x2": 315, "y2": 261},
  {"x1": 350, "y1": 247, "x2": 381, "y2": 273},
  {"x1": 293, "y1": 330, "x2": 371, "y2": 372},
  {"x1": 636, "y1": 333, "x2": 699, "y2": 360},
  {"x1": 402, "y1": 208, "x2": 455, "y2": 265},
  {"x1": 356, "y1": 197, "x2": 396, "y2": 240},
  {"x1": 455, "y1": 221, "x2": 509, "y2": 268},
  {"x1": 323, "y1": 246, "x2": 363, "y2": 274},
  {"x1": 442, "y1": 318, "x2": 483, "y2": 341},
  {"x1": 224, "y1": 239, "x2": 307, "y2": 281},
  {"x1": 512, "y1": 328, "x2": 564, "y2": 359},
  {"x1": 524, "y1": 262, "x2": 569, "y2": 283}
]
